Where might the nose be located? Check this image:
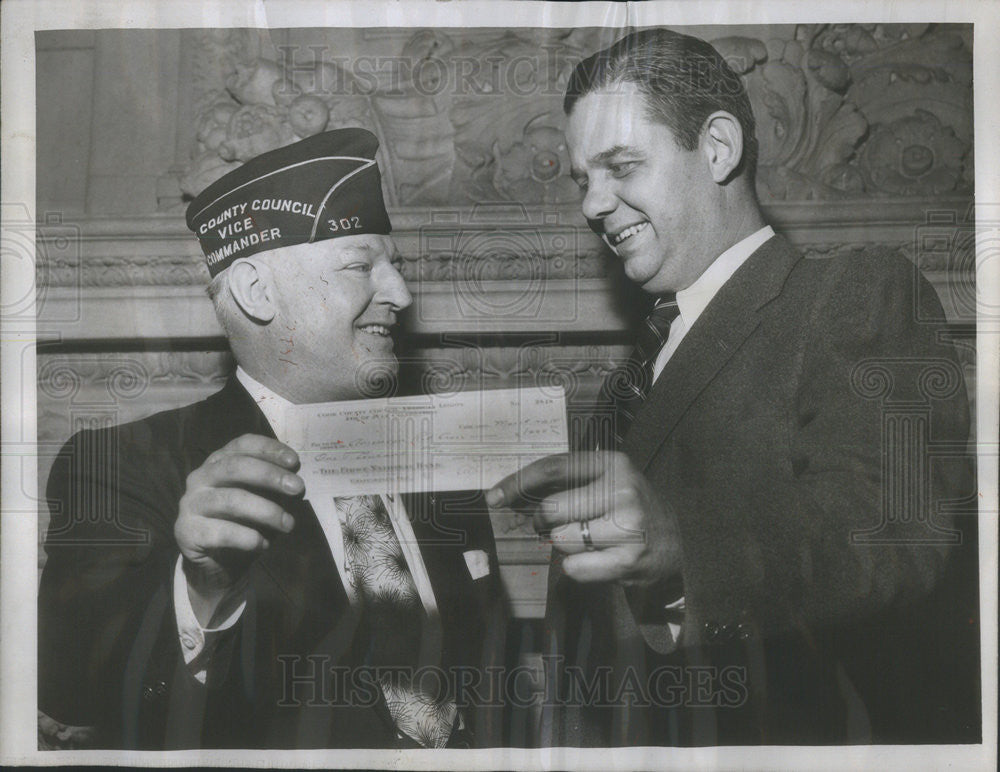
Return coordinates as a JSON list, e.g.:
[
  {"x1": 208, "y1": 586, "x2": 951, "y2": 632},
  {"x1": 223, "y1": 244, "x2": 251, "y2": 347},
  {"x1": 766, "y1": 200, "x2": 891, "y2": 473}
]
[
  {"x1": 375, "y1": 261, "x2": 413, "y2": 311},
  {"x1": 580, "y1": 176, "x2": 616, "y2": 223}
]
